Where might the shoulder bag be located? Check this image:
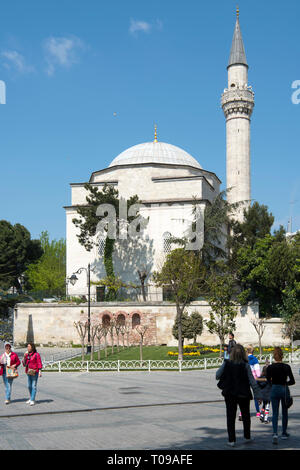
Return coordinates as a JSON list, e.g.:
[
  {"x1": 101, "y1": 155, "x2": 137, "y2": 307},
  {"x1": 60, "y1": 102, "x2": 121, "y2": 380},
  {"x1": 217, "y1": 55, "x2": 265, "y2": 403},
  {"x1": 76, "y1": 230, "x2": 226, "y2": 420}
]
[
  {"x1": 6, "y1": 366, "x2": 18, "y2": 379},
  {"x1": 26, "y1": 353, "x2": 37, "y2": 376}
]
